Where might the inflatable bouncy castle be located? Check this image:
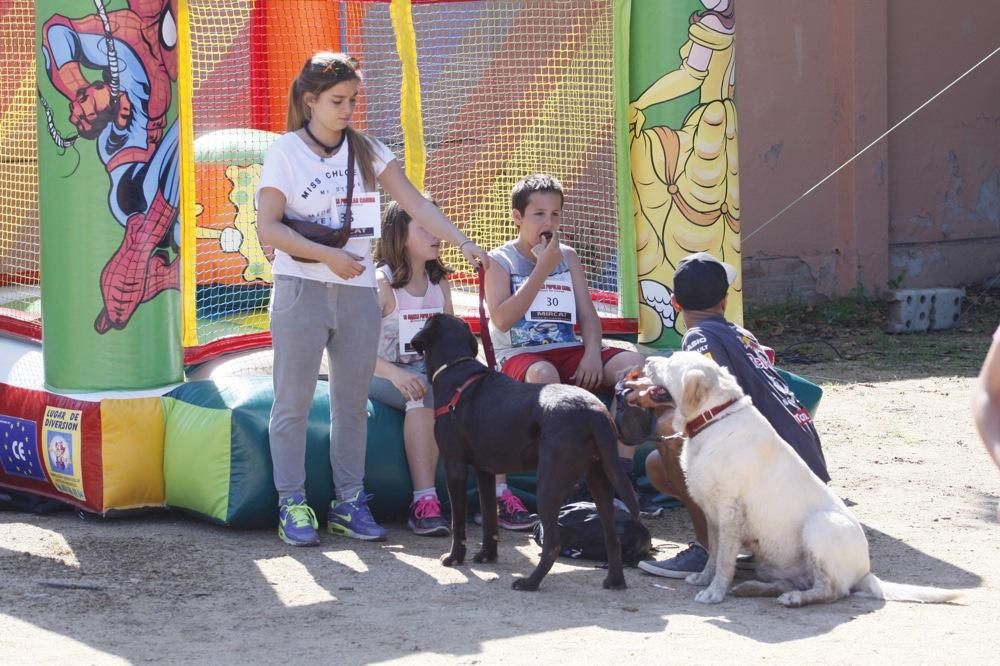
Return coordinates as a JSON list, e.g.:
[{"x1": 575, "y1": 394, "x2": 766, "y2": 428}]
[{"x1": 0, "y1": 0, "x2": 766, "y2": 525}]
